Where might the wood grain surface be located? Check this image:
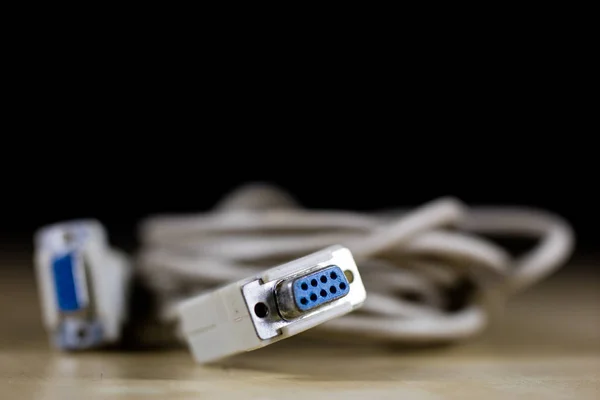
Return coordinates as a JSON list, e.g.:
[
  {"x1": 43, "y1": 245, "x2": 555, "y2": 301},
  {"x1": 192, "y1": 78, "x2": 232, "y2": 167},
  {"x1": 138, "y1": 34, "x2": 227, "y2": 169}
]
[{"x1": 0, "y1": 261, "x2": 598, "y2": 399}]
